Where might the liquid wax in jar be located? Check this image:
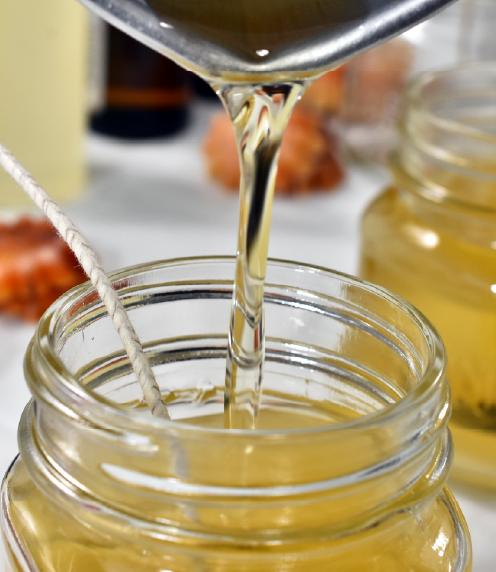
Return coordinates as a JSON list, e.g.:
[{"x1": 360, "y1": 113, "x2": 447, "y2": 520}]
[
  {"x1": 361, "y1": 180, "x2": 496, "y2": 489},
  {"x1": 4, "y1": 396, "x2": 467, "y2": 571}
]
